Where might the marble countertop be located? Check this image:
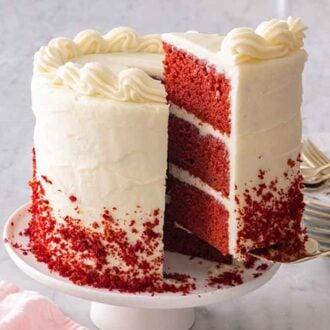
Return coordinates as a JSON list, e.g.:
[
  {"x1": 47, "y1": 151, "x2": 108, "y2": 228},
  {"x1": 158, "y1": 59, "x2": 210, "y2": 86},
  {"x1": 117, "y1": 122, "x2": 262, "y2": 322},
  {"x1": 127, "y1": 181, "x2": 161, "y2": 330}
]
[{"x1": 0, "y1": 1, "x2": 329, "y2": 329}]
